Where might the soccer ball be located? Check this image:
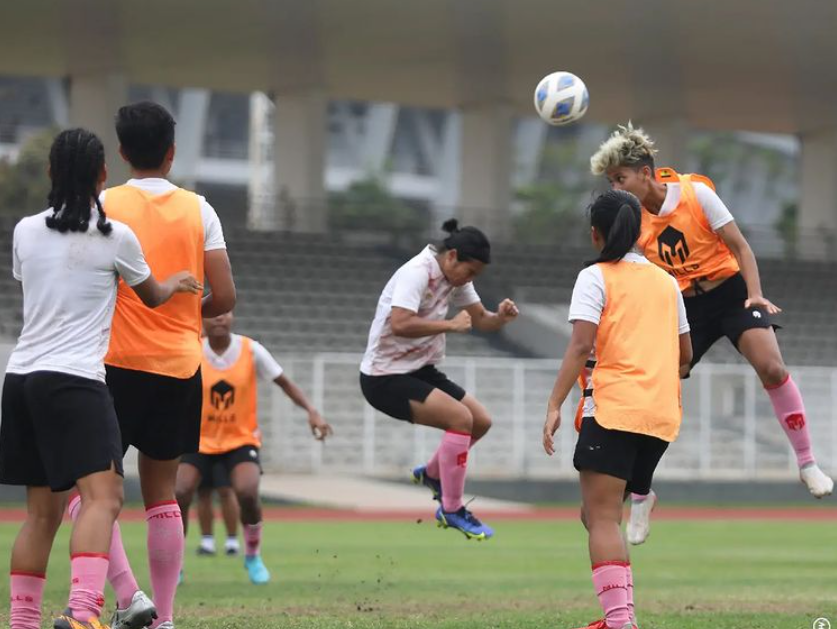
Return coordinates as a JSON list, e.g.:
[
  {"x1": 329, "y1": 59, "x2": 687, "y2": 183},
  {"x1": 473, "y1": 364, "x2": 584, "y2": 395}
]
[{"x1": 533, "y1": 71, "x2": 589, "y2": 126}]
